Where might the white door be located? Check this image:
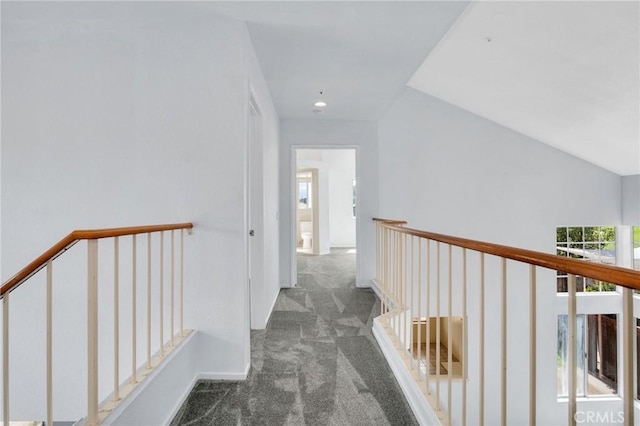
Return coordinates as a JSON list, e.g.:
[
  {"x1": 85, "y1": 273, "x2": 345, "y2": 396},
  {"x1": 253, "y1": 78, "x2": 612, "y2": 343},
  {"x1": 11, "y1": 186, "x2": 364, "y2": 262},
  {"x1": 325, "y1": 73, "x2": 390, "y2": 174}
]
[{"x1": 248, "y1": 96, "x2": 264, "y2": 329}]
